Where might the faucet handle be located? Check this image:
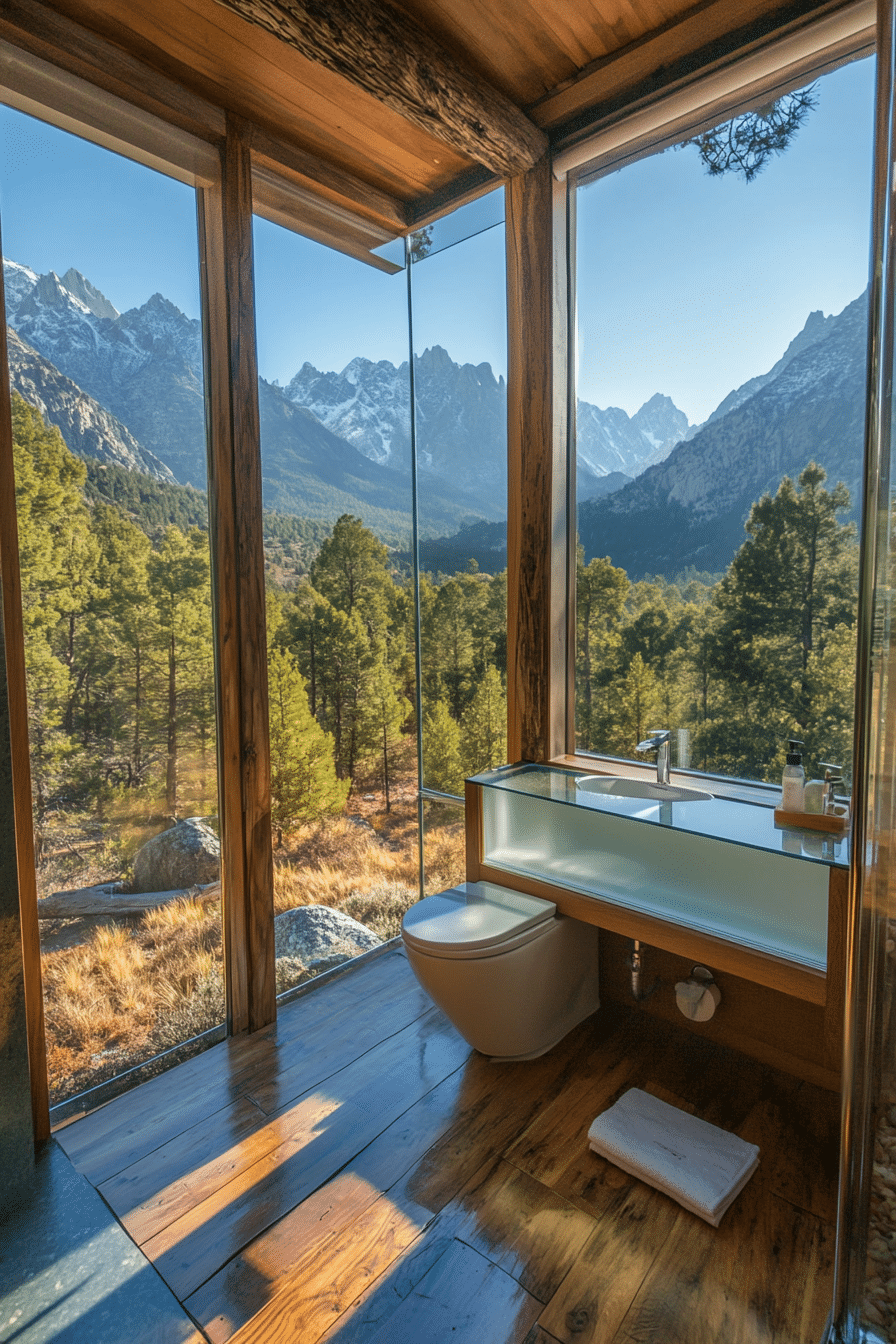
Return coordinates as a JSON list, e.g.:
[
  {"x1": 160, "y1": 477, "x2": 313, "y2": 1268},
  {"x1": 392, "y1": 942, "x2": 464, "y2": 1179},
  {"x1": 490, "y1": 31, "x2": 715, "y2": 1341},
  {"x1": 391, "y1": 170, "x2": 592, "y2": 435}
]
[{"x1": 818, "y1": 761, "x2": 843, "y2": 781}]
